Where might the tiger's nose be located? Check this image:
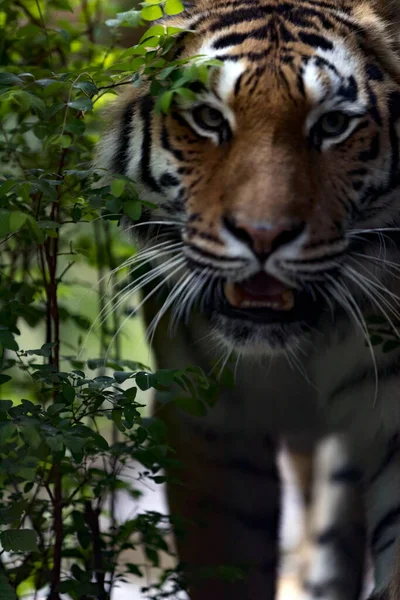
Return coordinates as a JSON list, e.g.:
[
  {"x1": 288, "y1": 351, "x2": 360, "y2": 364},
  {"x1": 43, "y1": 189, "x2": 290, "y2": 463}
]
[{"x1": 223, "y1": 217, "x2": 306, "y2": 260}]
